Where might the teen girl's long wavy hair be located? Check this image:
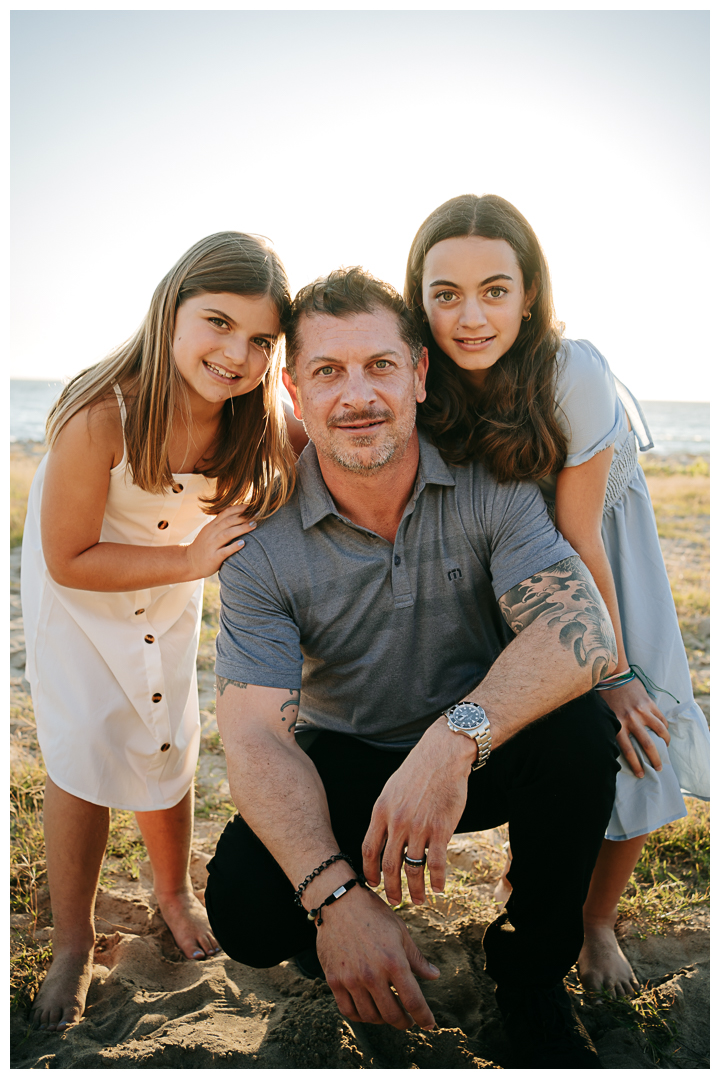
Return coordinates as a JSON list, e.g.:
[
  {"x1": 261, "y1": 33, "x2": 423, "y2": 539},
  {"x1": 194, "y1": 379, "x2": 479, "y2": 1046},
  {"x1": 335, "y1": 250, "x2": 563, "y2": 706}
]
[
  {"x1": 405, "y1": 194, "x2": 567, "y2": 482},
  {"x1": 46, "y1": 232, "x2": 295, "y2": 519}
]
